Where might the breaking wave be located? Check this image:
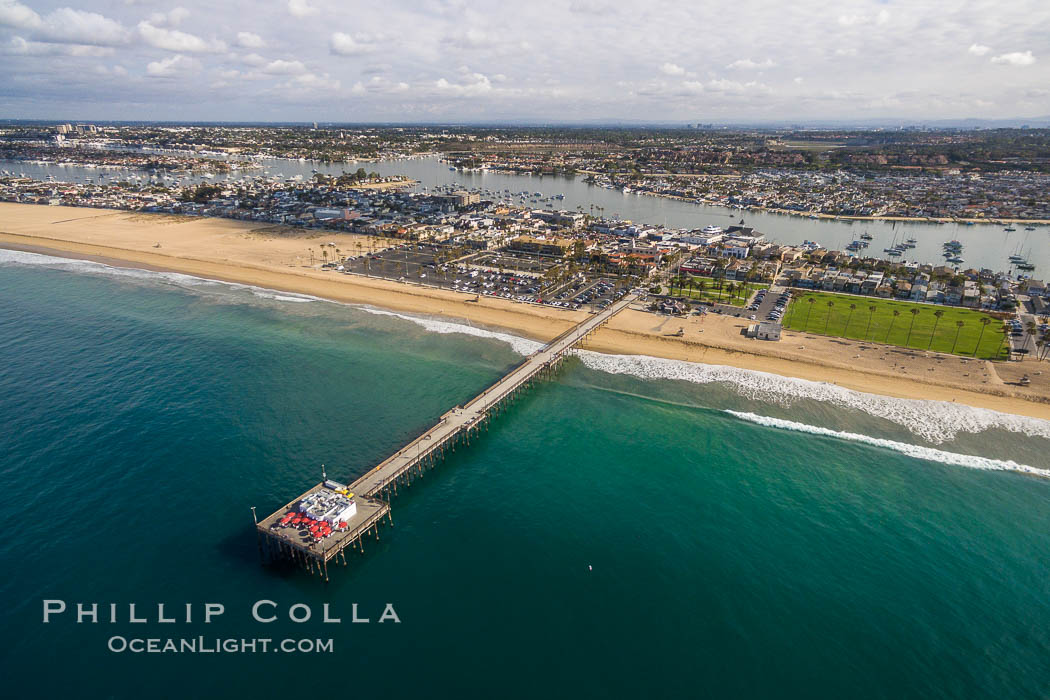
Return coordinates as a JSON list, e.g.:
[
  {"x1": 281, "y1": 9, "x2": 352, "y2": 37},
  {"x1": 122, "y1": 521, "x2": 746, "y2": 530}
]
[
  {"x1": 574, "y1": 351, "x2": 1050, "y2": 444},
  {"x1": 726, "y1": 411, "x2": 1050, "y2": 478},
  {"x1": 358, "y1": 306, "x2": 544, "y2": 356},
  {"x1": 0, "y1": 248, "x2": 321, "y2": 303}
]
